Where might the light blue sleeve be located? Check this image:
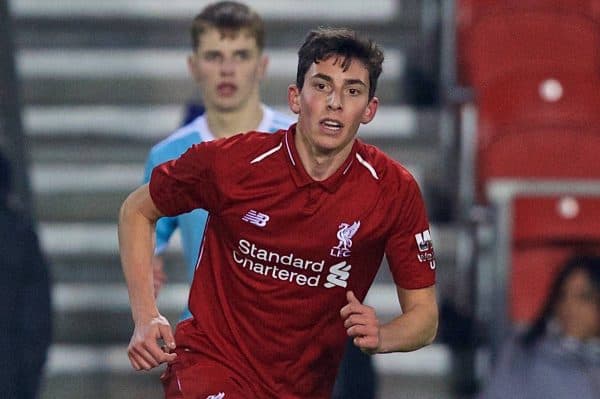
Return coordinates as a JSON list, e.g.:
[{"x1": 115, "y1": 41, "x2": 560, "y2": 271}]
[{"x1": 144, "y1": 149, "x2": 177, "y2": 254}]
